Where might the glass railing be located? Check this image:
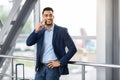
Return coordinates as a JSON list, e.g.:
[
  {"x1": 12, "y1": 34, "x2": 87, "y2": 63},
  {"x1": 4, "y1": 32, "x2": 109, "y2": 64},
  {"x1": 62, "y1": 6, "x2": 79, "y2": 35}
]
[{"x1": 0, "y1": 55, "x2": 120, "y2": 80}]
